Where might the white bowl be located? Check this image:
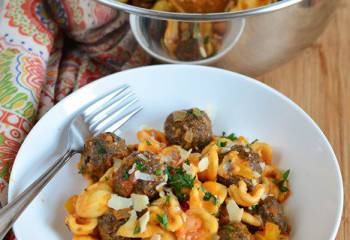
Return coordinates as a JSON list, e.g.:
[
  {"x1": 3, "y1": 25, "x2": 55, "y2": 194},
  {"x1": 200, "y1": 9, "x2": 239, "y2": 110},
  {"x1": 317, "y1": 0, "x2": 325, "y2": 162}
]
[{"x1": 8, "y1": 65, "x2": 343, "y2": 239}]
